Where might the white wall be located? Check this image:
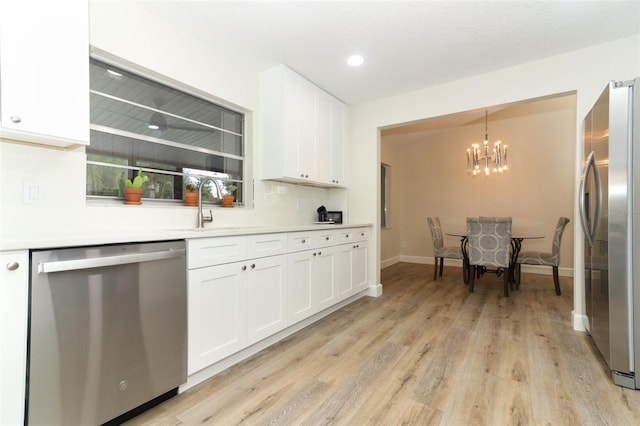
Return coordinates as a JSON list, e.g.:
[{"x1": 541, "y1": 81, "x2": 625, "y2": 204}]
[
  {"x1": 0, "y1": 2, "x2": 348, "y2": 242},
  {"x1": 349, "y1": 35, "x2": 640, "y2": 330}
]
